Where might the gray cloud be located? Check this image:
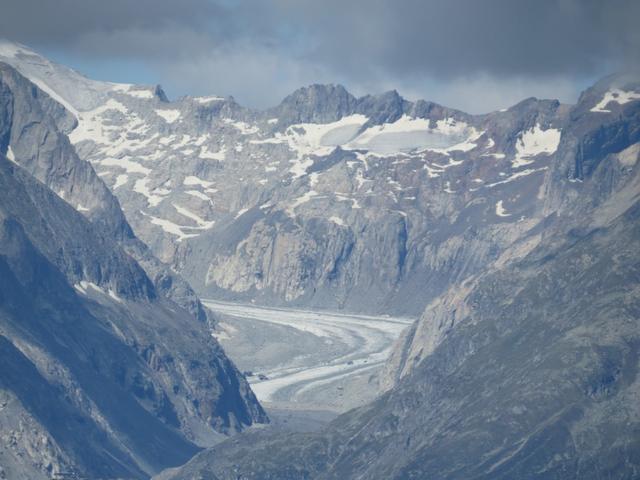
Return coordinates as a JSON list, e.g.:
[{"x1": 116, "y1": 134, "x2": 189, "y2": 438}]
[{"x1": 2, "y1": 0, "x2": 638, "y2": 112}]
